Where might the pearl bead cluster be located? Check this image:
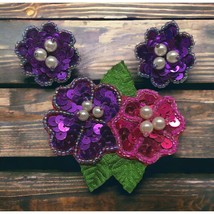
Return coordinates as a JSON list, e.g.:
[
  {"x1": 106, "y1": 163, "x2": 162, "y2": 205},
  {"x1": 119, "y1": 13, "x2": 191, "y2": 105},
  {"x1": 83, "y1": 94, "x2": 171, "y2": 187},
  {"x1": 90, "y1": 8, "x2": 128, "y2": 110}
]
[
  {"x1": 34, "y1": 39, "x2": 59, "y2": 70},
  {"x1": 139, "y1": 106, "x2": 166, "y2": 137},
  {"x1": 78, "y1": 100, "x2": 104, "y2": 121},
  {"x1": 153, "y1": 43, "x2": 179, "y2": 70}
]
